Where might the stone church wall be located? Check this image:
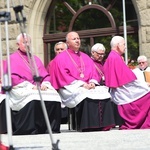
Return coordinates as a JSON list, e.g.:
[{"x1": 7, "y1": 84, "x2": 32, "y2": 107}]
[{"x1": 0, "y1": 0, "x2": 150, "y2": 63}]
